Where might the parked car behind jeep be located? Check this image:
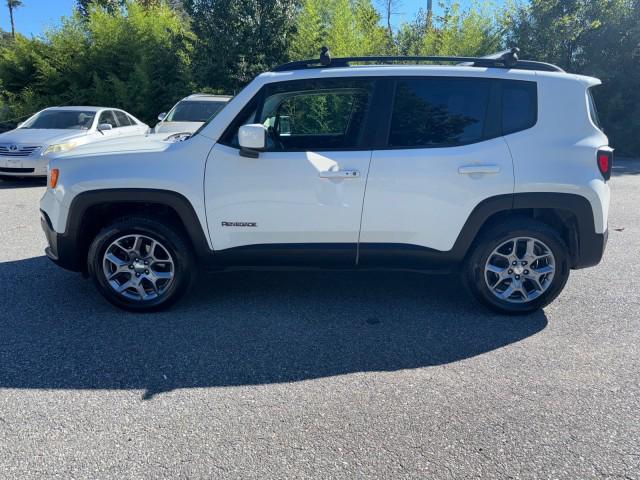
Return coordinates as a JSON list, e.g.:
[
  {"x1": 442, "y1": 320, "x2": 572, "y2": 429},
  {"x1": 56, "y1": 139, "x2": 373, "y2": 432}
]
[{"x1": 0, "y1": 106, "x2": 148, "y2": 178}]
